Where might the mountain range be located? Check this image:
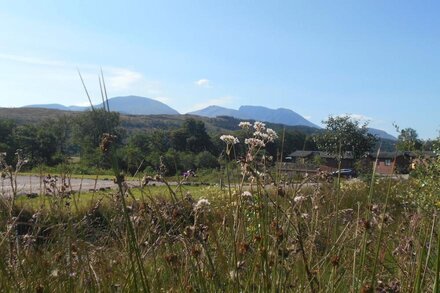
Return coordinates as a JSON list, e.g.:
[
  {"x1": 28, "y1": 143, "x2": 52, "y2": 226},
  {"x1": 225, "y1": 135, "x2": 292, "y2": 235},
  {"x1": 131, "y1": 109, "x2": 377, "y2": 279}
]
[
  {"x1": 23, "y1": 95, "x2": 396, "y2": 140},
  {"x1": 188, "y1": 105, "x2": 319, "y2": 128},
  {"x1": 24, "y1": 95, "x2": 178, "y2": 115}
]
